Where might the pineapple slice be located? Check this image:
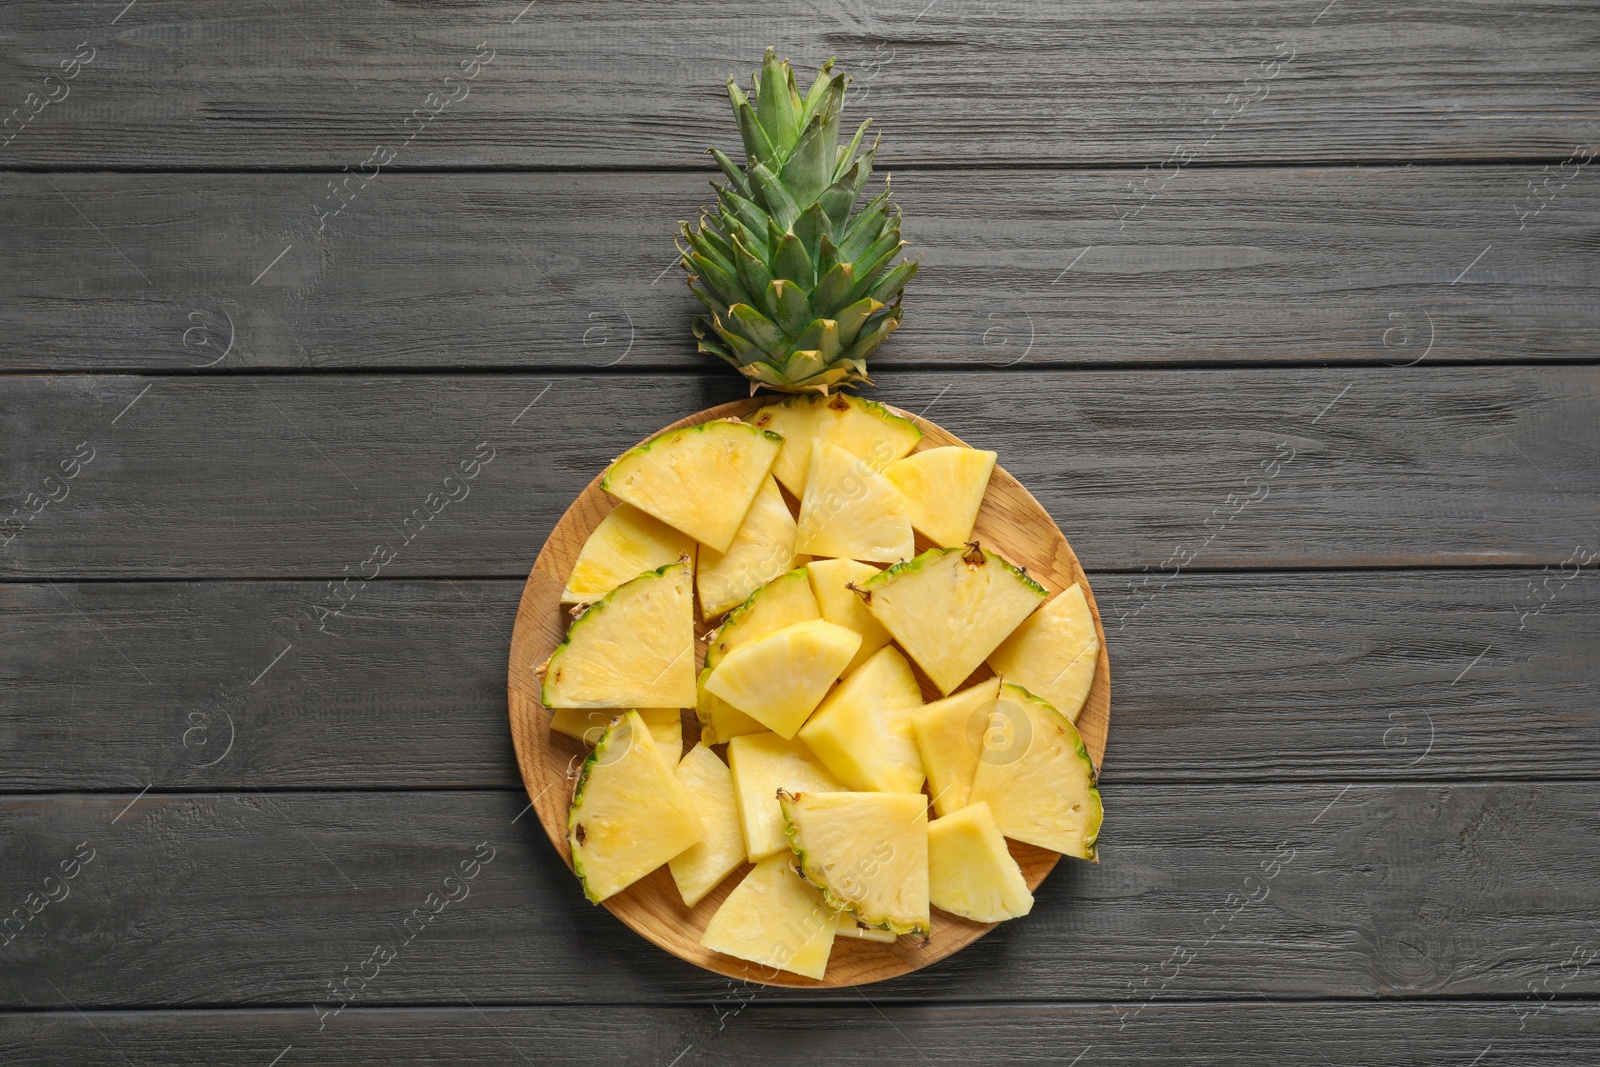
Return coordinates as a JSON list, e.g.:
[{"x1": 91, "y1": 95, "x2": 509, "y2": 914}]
[
  {"x1": 779, "y1": 790, "x2": 930, "y2": 937},
  {"x1": 549, "y1": 707, "x2": 683, "y2": 766},
  {"x1": 668, "y1": 744, "x2": 747, "y2": 907},
  {"x1": 795, "y1": 439, "x2": 914, "y2": 564},
  {"x1": 910, "y1": 677, "x2": 1003, "y2": 817},
  {"x1": 857, "y1": 544, "x2": 1046, "y2": 694},
  {"x1": 806, "y1": 558, "x2": 891, "y2": 675},
  {"x1": 798, "y1": 645, "x2": 926, "y2": 794},
  {"x1": 749, "y1": 393, "x2": 921, "y2": 498},
  {"x1": 703, "y1": 566, "x2": 820, "y2": 669},
  {"x1": 695, "y1": 667, "x2": 766, "y2": 746},
  {"x1": 882, "y1": 446, "x2": 997, "y2": 549},
  {"x1": 561, "y1": 503, "x2": 697, "y2": 605},
  {"x1": 697, "y1": 474, "x2": 805, "y2": 619},
  {"x1": 968, "y1": 683, "x2": 1103, "y2": 860},
  {"x1": 700, "y1": 853, "x2": 837, "y2": 980},
  {"x1": 567, "y1": 711, "x2": 704, "y2": 902},
  {"x1": 927, "y1": 801, "x2": 1034, "y2": 923},
  {"x1": 540, "y1": 561, "x2": 696, "y2": 708},
  {"x1": 986, "y1": 582, "x2": 1100, "y2": 723},
  {"x1": 601, "y1": 419, "x2": 782, "y2": 553},
  {"x1": 727, "y1": 732, "x2": 844, "y2": 862},
  {"x1": 834, "y1": 910, "x2": 898, "y2": 943},
  {"x1": 704, "y1": 619, "x2": 861, "y2": 739}
]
